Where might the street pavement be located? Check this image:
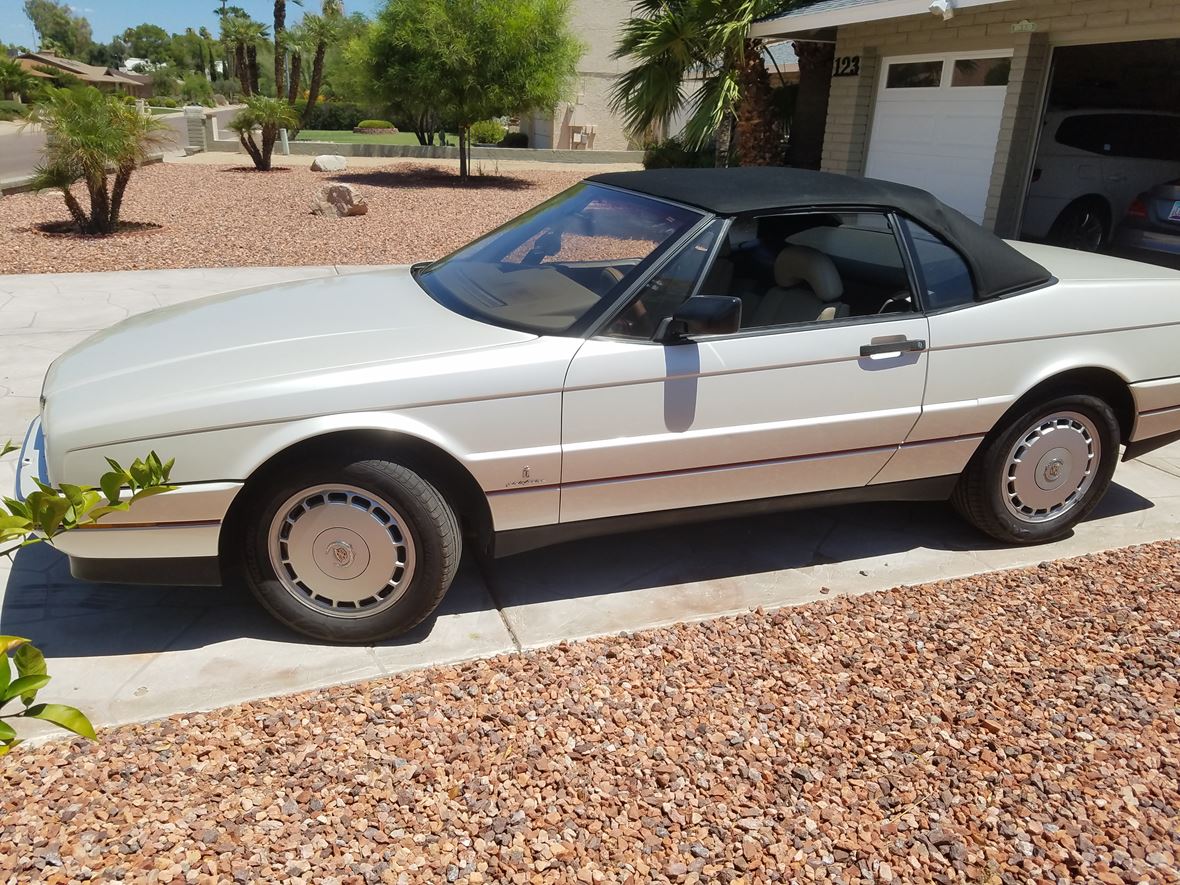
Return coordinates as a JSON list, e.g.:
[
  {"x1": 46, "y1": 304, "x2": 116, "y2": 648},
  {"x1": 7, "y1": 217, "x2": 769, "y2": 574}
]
[{"x1": 1, "y1": 266, "x2": 1178, "y2": 730}]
